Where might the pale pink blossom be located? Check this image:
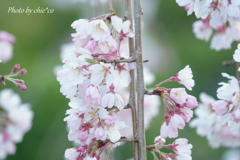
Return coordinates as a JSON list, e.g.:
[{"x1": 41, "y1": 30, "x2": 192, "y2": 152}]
[
  {"x1": 185, "y1": 95, "x2": 198, "y2": 109},
  {"x1": 89, "y1": 63, "x2": 115, "y2": 87},
  {"x1": 175, "y1": 65, "x2": 194, "y2": 90},
  {"x1": 233, "y1": 44, "x2": 240, "y2": 71},
  {"x1": 98, "y1": 35, "x2": 117, "y2": 53},
  {"x1": 210, "y1": 28, "x2": 233, "y2": 51},
  {"x1": 87, "y1": 20, "x2": 110, "y2": 41},
  {"x1": 71, "y1": 19, "x2": 89, "y2": 47},
  {"x1": 233, "y1": 108, "x2": 240, "y2": 122},
  {"x1": 86, "y1": 85, "x2": 101, "y2": 104},
  {"x1": 111, "y1": 16, "x2": 134, "y2": 39},
  {"x1": 65, "y1": 148, "x2": 79, "y2": 160},
  {"x1": 154, "y1": 136, "x2": 166, "y2": 145},
  {"x1": 0, "y1": 31, "x2": 16, "y2": 63},
  {"x1": 0, "y1": 89, "x2": 33, "y2": 159},
  {"x1": 175, "y1": 0, "x2": 192, "y2": 7},
  {"x1": 101, "y1": 92, "x2": 124, "y2": 110},
  {"x1": 170, "y1": 88, "x2": 188, "y2": 105},
  {"x1": 193, "y1": 19, "x2": 212, "y2": 41},
  {"x1": 160, "y1": 114, "x2": 185, "y2": 138},
  {"x1": 94, "y1": 126, "x2": 105, "y2": 139},
  {"x1": 104, "y1": 115, "x2": 115, "y2": 126},
  {"x1": 190, "y1": 93, "x2": 240, "y2": 148}
]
